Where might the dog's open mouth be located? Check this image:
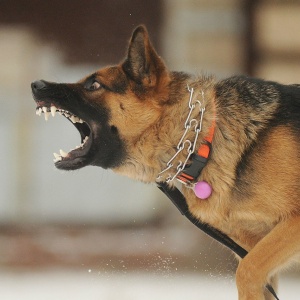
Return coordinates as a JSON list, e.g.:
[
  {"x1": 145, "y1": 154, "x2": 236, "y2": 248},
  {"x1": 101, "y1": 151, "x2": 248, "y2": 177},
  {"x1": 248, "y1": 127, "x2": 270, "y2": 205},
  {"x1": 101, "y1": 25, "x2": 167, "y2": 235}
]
[
  {"x1": 35, "y1": 101, "x2": 93, "y2": 169},
  {"x1": 32, "y1": 80, "x2": 125, "y2": 170}
]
